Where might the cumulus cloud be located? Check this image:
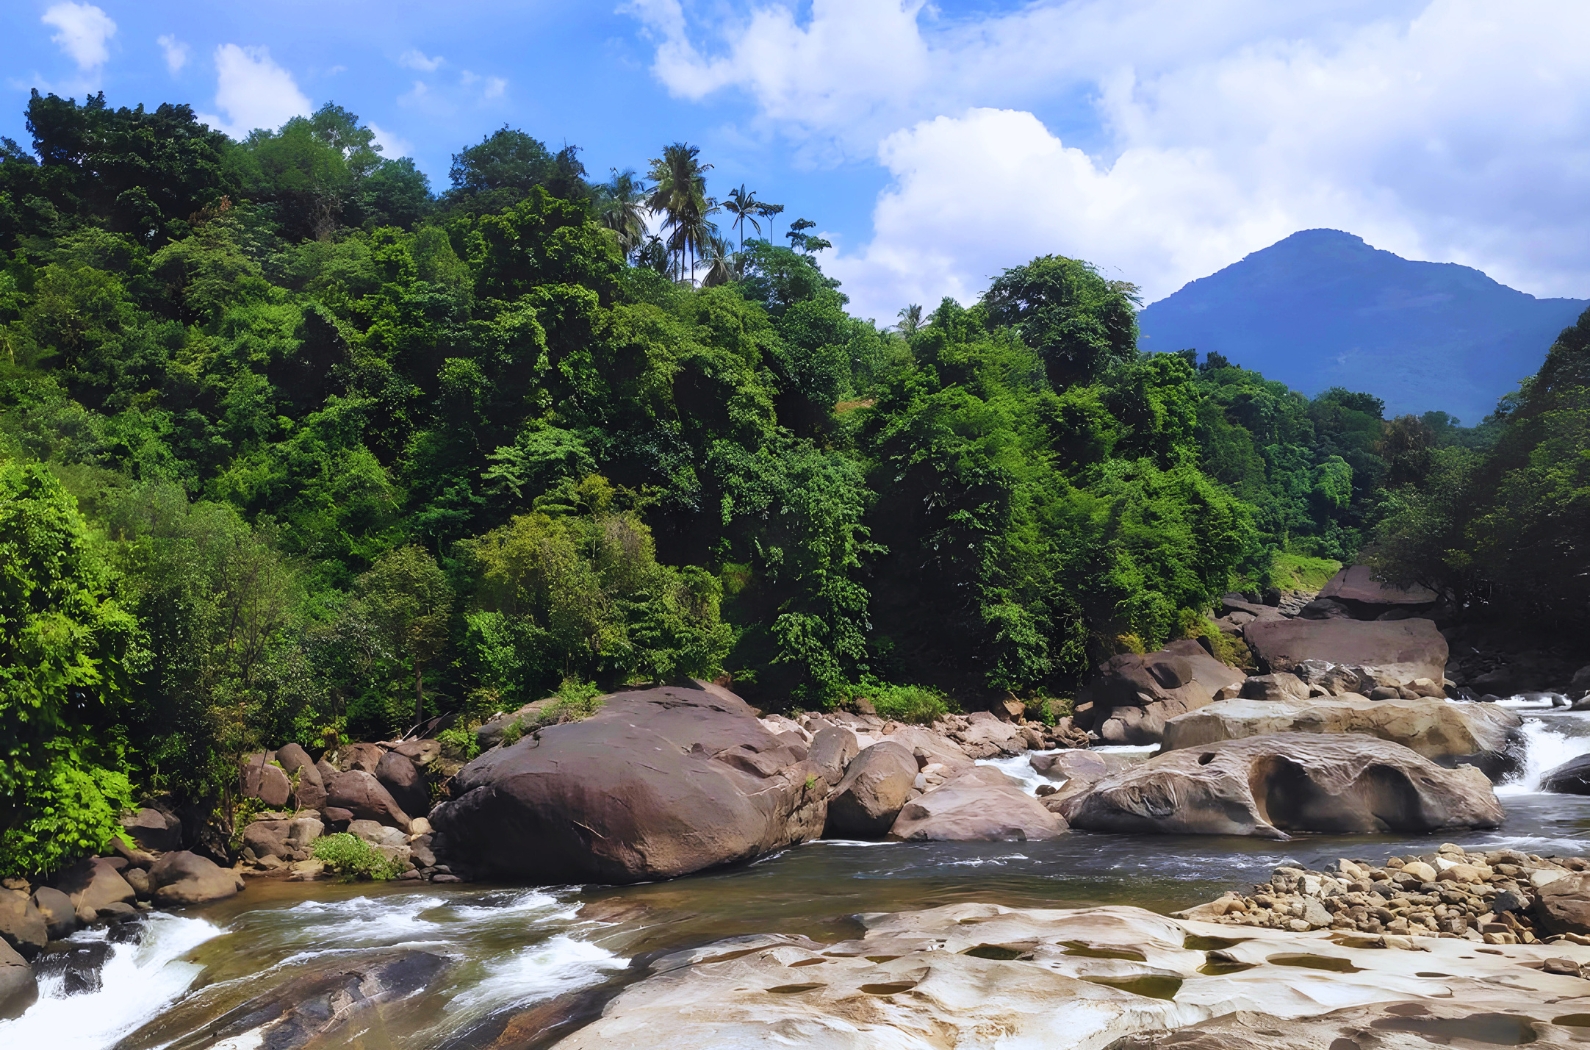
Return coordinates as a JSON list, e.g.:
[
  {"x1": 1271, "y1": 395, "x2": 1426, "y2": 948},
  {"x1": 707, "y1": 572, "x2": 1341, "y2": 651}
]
[
  {"x1": 634, "y1": 0, "x2": 1590, "y2": 317},
  {"x1": 368, "y1": 123, "x2": 412, "y2": 158},
  {"x1": 157, "y1": 34, "x2": 188, "y2": 75},
  {"x1": 42, "y1": 2, "x2": 116, "y2": 73},
  {"x1": 399, "y1": 49, "x2": 444, "y2": 71},
  {"x1": 199, "y1": 44, "x2": 313, "y2": 139}
]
